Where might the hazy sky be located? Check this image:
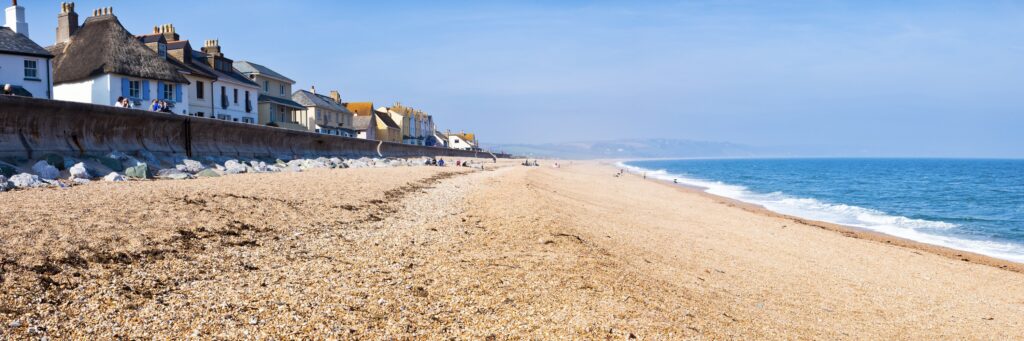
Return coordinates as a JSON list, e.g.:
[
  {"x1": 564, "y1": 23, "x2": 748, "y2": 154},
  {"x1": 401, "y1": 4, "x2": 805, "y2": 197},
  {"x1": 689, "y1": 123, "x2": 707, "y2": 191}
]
[{"x1": 15, "y1": 1, "x2": 1024, "y2": 157}]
